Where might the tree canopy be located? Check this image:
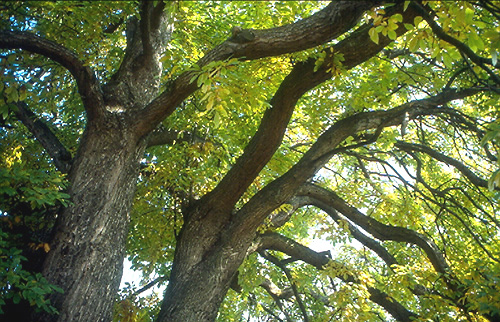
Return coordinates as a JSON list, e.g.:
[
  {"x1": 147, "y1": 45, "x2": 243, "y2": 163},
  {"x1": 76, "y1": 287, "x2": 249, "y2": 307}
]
[{"x1": 0, "y1": 1, "x2": 499, "y2": 321}]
